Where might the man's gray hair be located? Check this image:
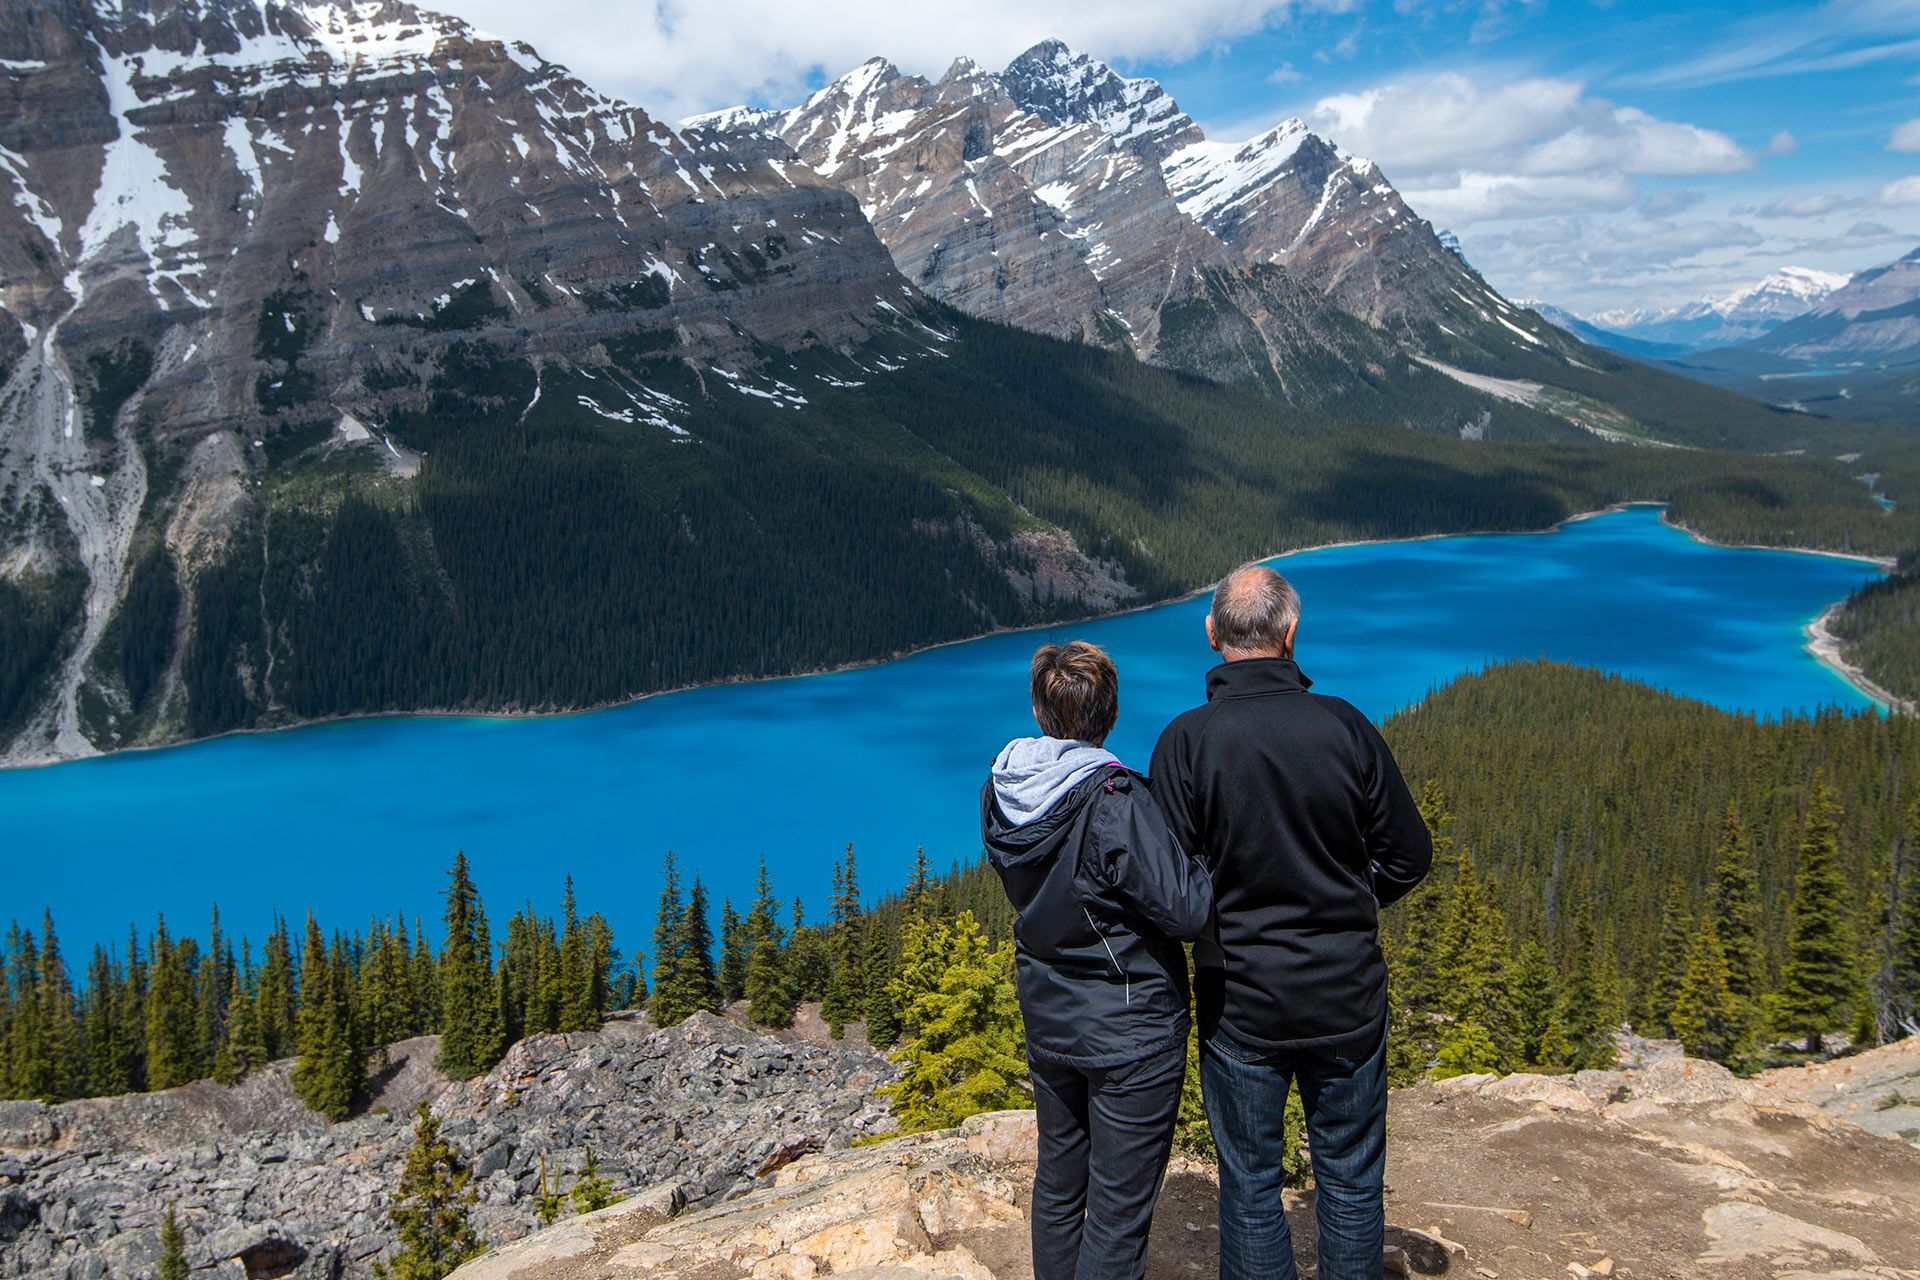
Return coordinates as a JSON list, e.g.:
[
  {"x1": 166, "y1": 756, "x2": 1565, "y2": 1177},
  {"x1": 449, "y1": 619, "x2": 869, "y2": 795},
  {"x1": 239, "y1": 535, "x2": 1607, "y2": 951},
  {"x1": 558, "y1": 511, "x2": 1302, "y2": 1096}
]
[{"x1": 1210, "y1": 565, "x2": 1301, "y2": 653}]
